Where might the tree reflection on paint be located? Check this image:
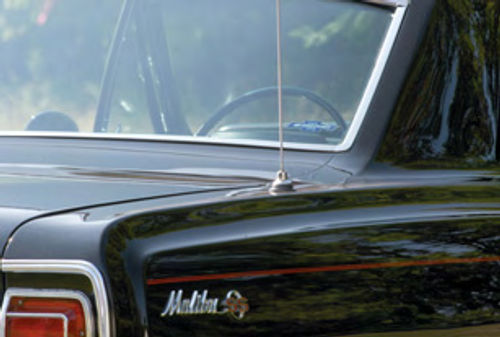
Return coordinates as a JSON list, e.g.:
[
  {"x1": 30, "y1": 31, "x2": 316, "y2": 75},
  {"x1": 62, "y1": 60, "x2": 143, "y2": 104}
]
[{"x1": 379, "y1": 0, "x2": 500, "y2": 167}]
